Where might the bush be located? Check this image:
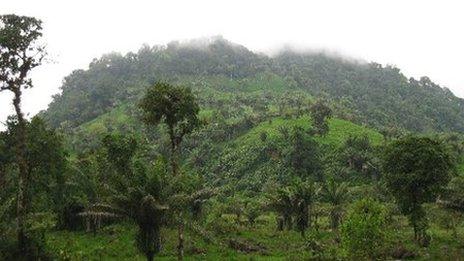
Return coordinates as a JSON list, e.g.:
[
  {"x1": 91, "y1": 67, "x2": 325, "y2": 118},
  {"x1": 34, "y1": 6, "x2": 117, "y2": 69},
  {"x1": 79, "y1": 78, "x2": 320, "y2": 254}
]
[
  {"x1": 0, "y1": 231, "x2": 52, "y2": 261},
  {"x1": 305, "y1": 230, "x2": 325, "y2": 255},
  {"x1": 206, "y1": 215, "x2": 240, "y2": 235},
  {"x1": 0, "y1": 235, "x2": 17, "y2": 261},
  {"x1": 59, "y1": 200, "x2": 85, "y2": 230},
  {"x1": 341, "y1": 198, "x2": 387, "y2": 260}
]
